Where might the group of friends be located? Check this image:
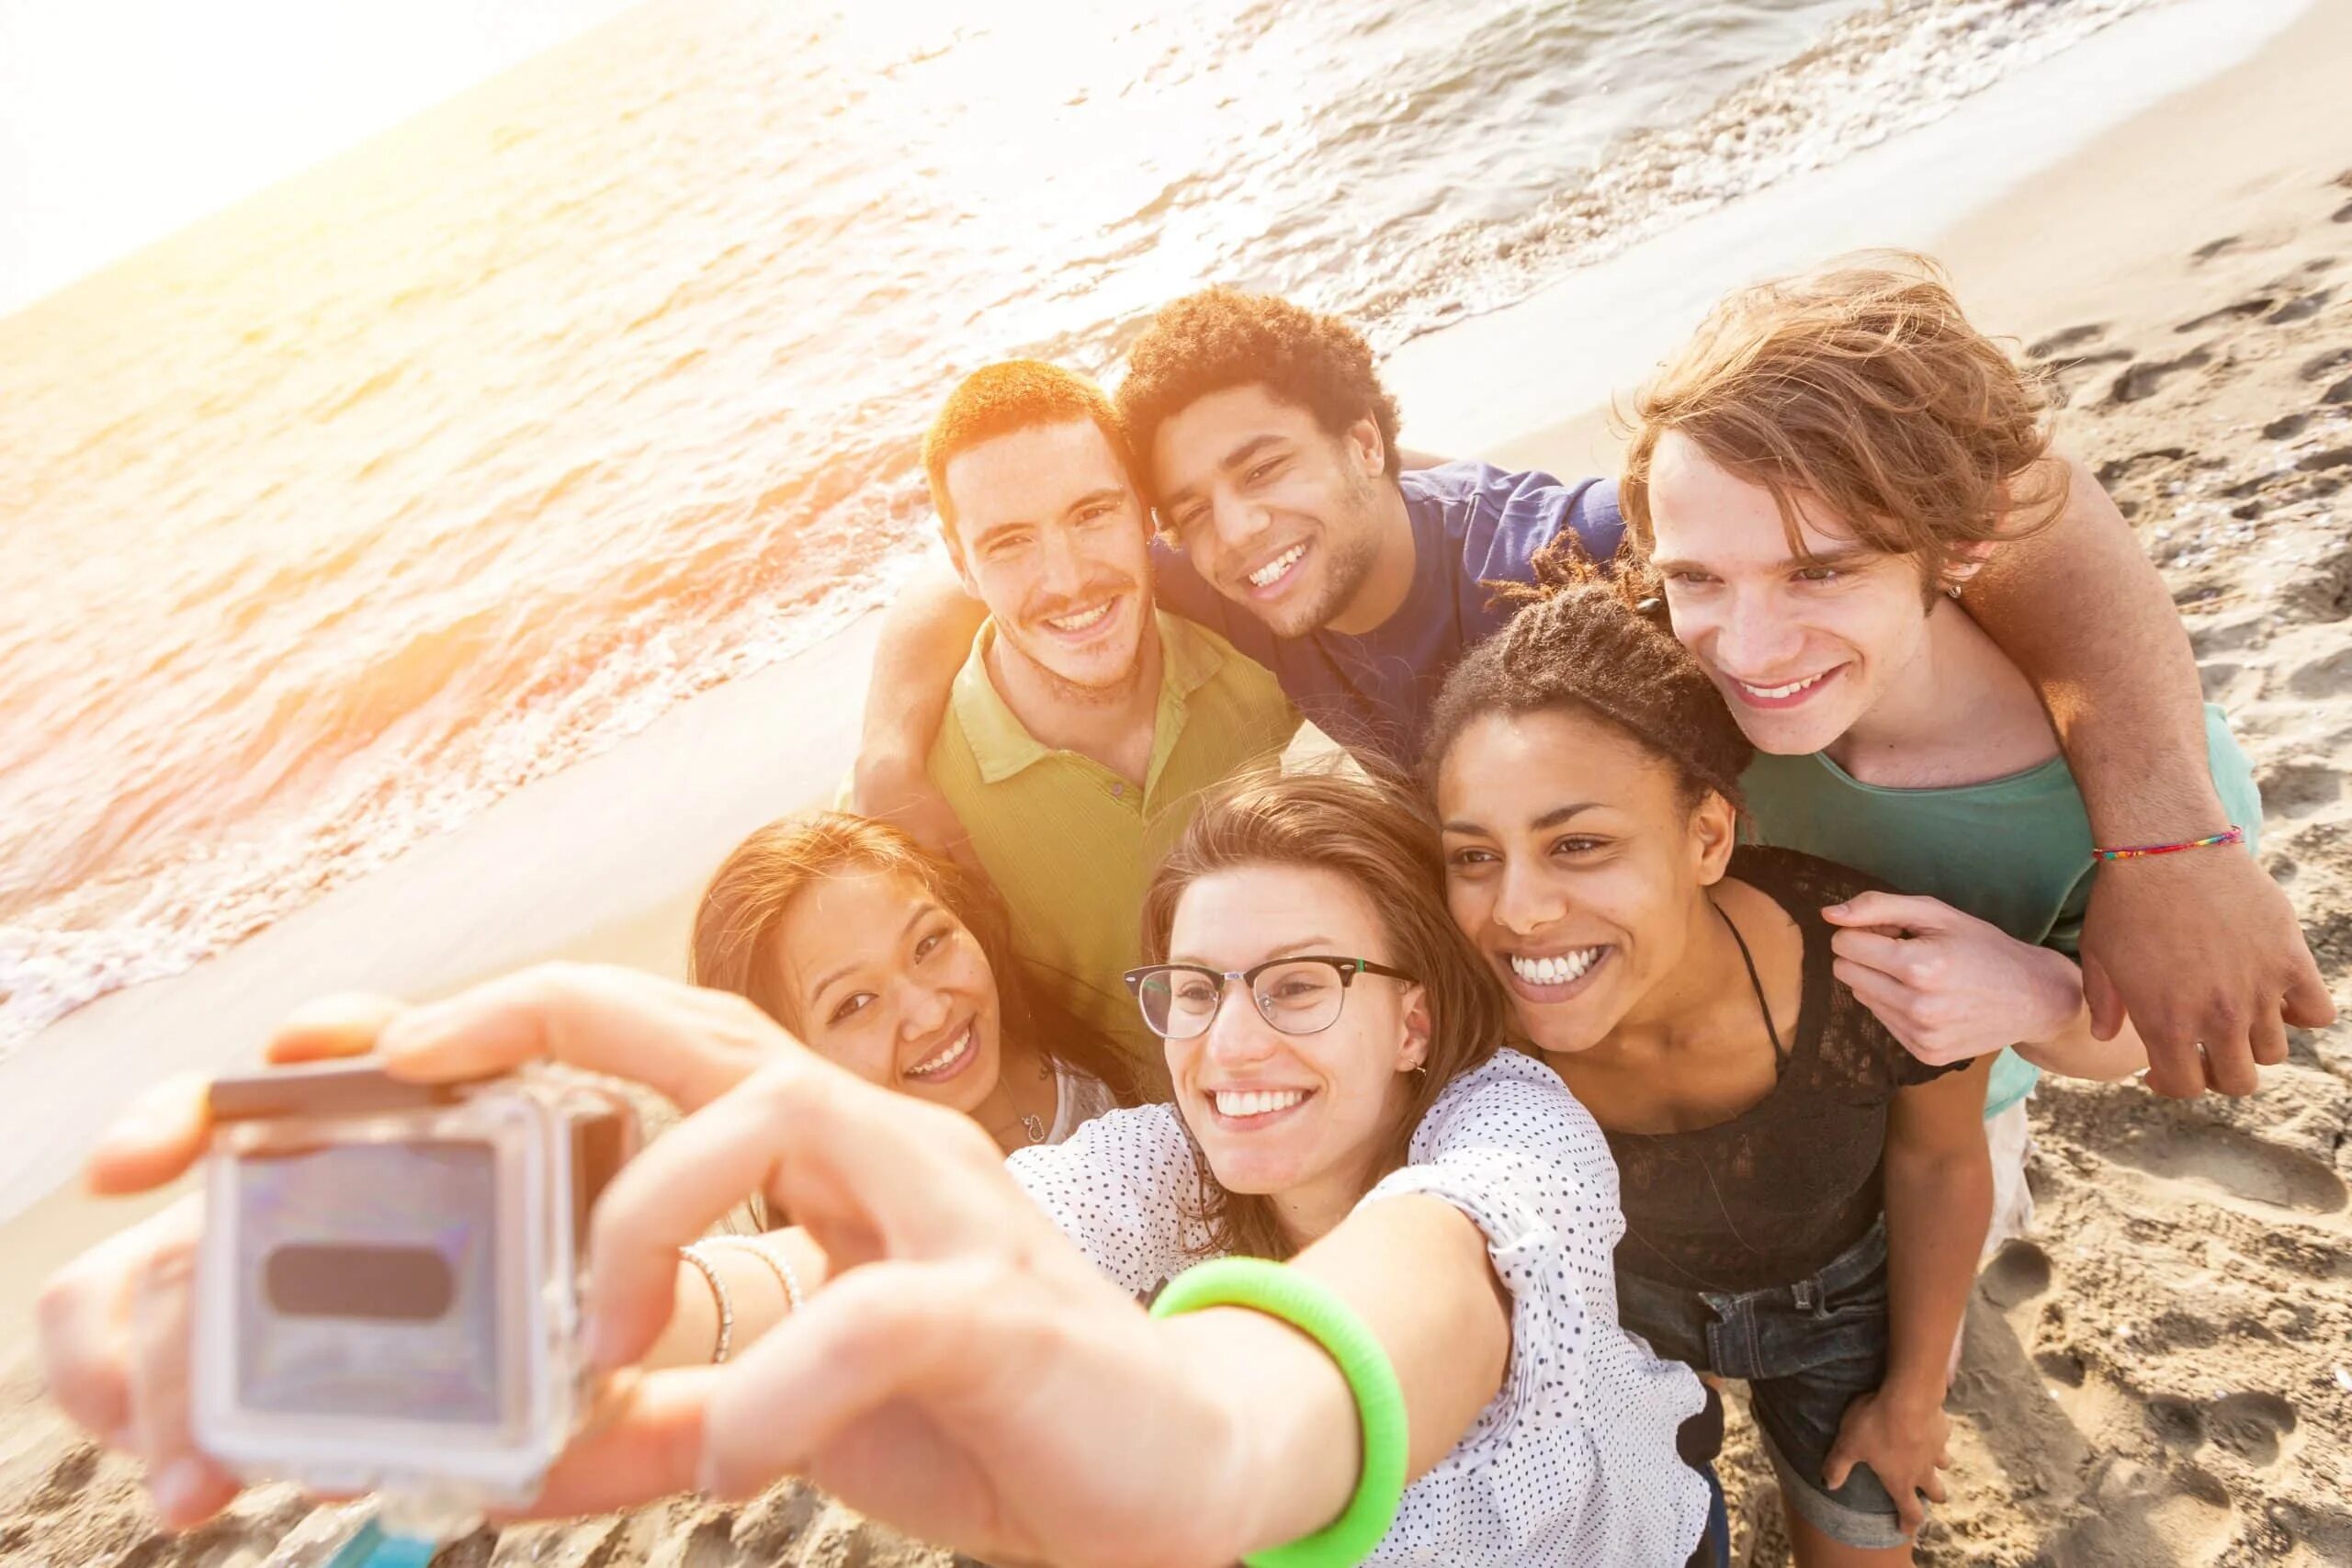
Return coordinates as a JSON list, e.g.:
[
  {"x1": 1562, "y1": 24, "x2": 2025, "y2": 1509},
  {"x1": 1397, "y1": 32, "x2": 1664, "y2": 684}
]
[{"x1": 38, "y1": 254, "x2": 2335, "y2": 1568}]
